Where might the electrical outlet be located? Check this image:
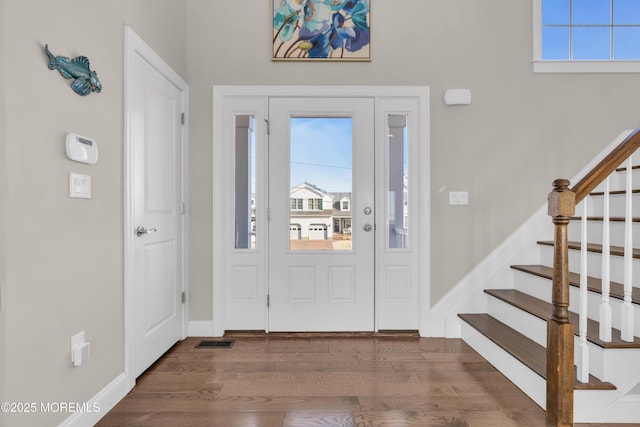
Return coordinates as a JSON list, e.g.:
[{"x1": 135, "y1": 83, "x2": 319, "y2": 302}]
[{"x1": 71, "y1": 331, "x2": 85, "y2": 364}]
